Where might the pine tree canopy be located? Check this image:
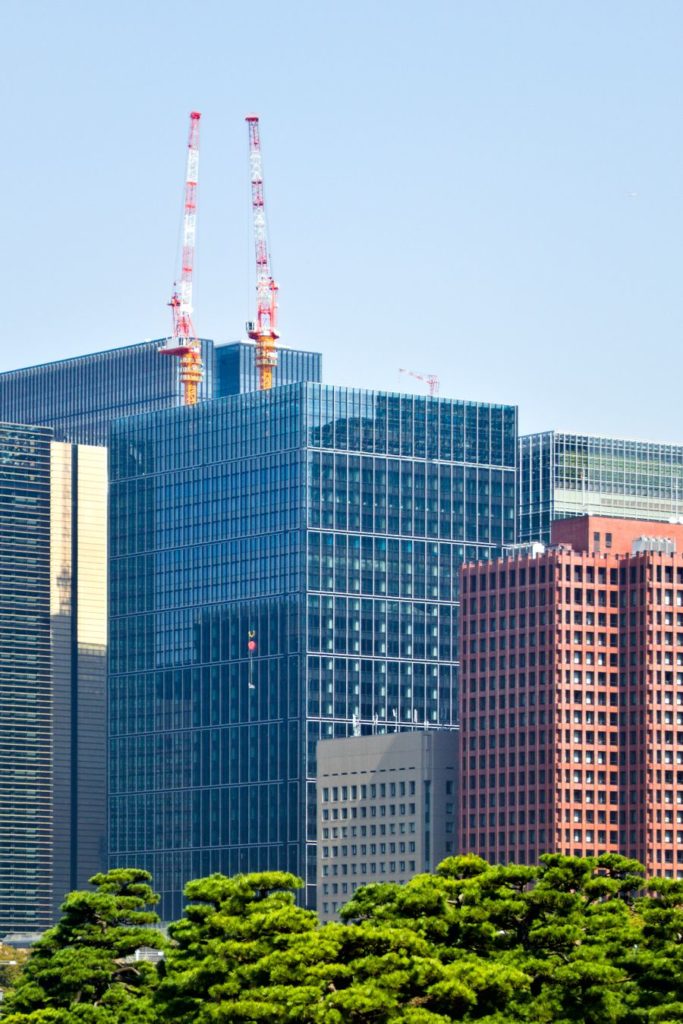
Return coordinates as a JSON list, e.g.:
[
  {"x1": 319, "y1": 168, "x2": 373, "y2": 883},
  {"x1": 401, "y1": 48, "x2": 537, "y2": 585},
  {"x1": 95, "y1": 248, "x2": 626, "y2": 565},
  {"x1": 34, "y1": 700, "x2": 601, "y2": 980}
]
[{"x1": 4, "y1": 855, "x2": 683, "y2": 1023}]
